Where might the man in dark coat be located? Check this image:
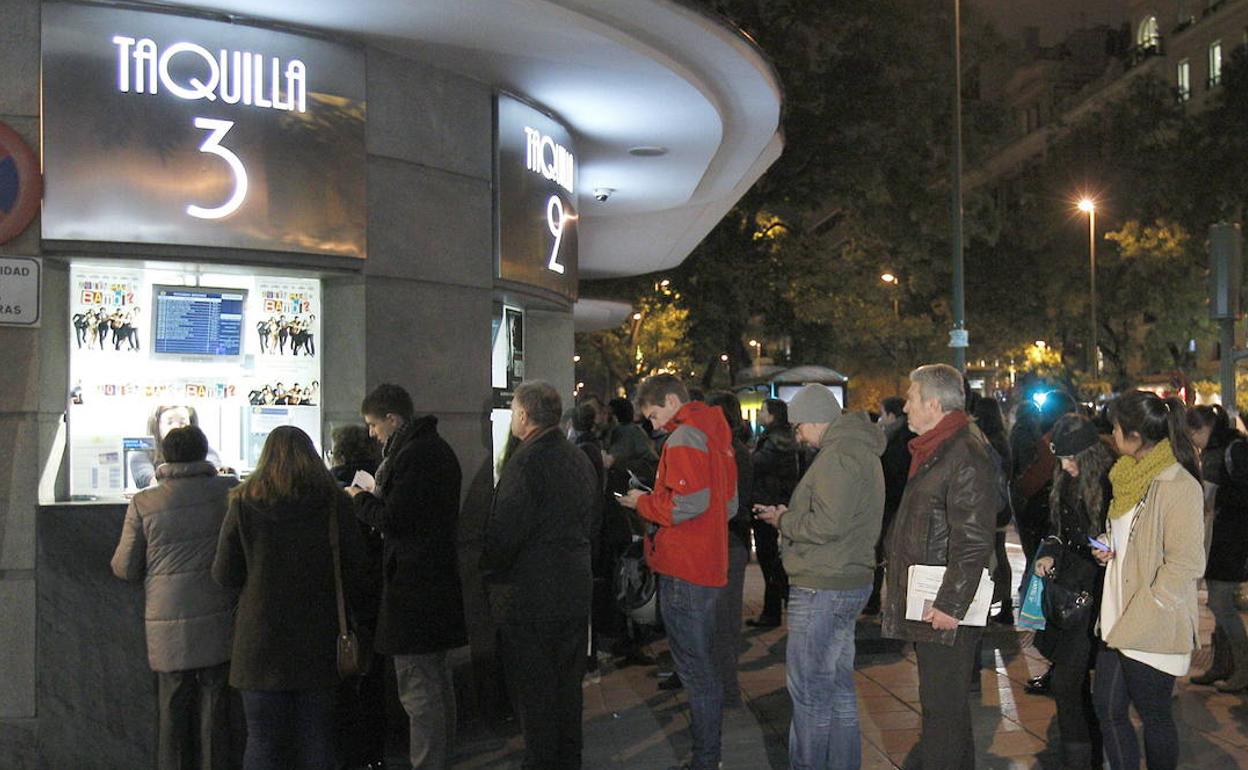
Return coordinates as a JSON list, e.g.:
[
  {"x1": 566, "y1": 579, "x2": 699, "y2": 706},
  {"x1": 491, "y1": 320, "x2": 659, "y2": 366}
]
[
  {"x1": 347, "y1": 383, "x2": 467, "y2": 770},
  {"x1": 482, "y1": 381, "x2": 598, "y2": 770},
  {"x1": 881, "y1": 365, "x2": 998, "y2": 770}
]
